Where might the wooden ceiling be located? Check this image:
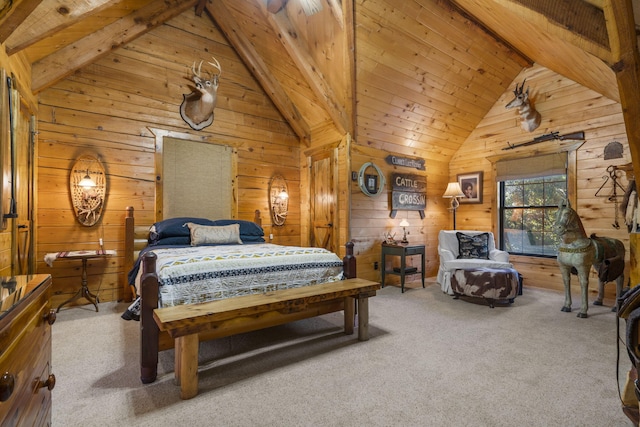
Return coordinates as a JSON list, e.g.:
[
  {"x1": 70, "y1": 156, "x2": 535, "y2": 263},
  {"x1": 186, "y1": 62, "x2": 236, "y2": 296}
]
[{"x1": 1, "y1": 0, "x2": 638, "y2": 152}]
